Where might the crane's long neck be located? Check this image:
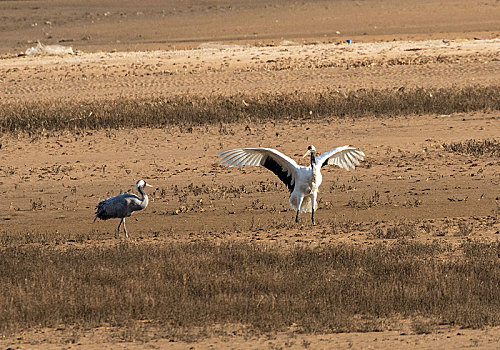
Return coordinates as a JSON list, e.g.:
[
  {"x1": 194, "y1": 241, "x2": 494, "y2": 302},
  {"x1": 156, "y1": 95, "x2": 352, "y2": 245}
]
[
  {"x1": 310, "y1": 152, "x2": 317, "y2": 168},
  {"x1": 310, "y1": 152, "x2": 319, "y2": 182},
  {"x1": 137, "y1": 186, "x2": 149, "y2": 209}
]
